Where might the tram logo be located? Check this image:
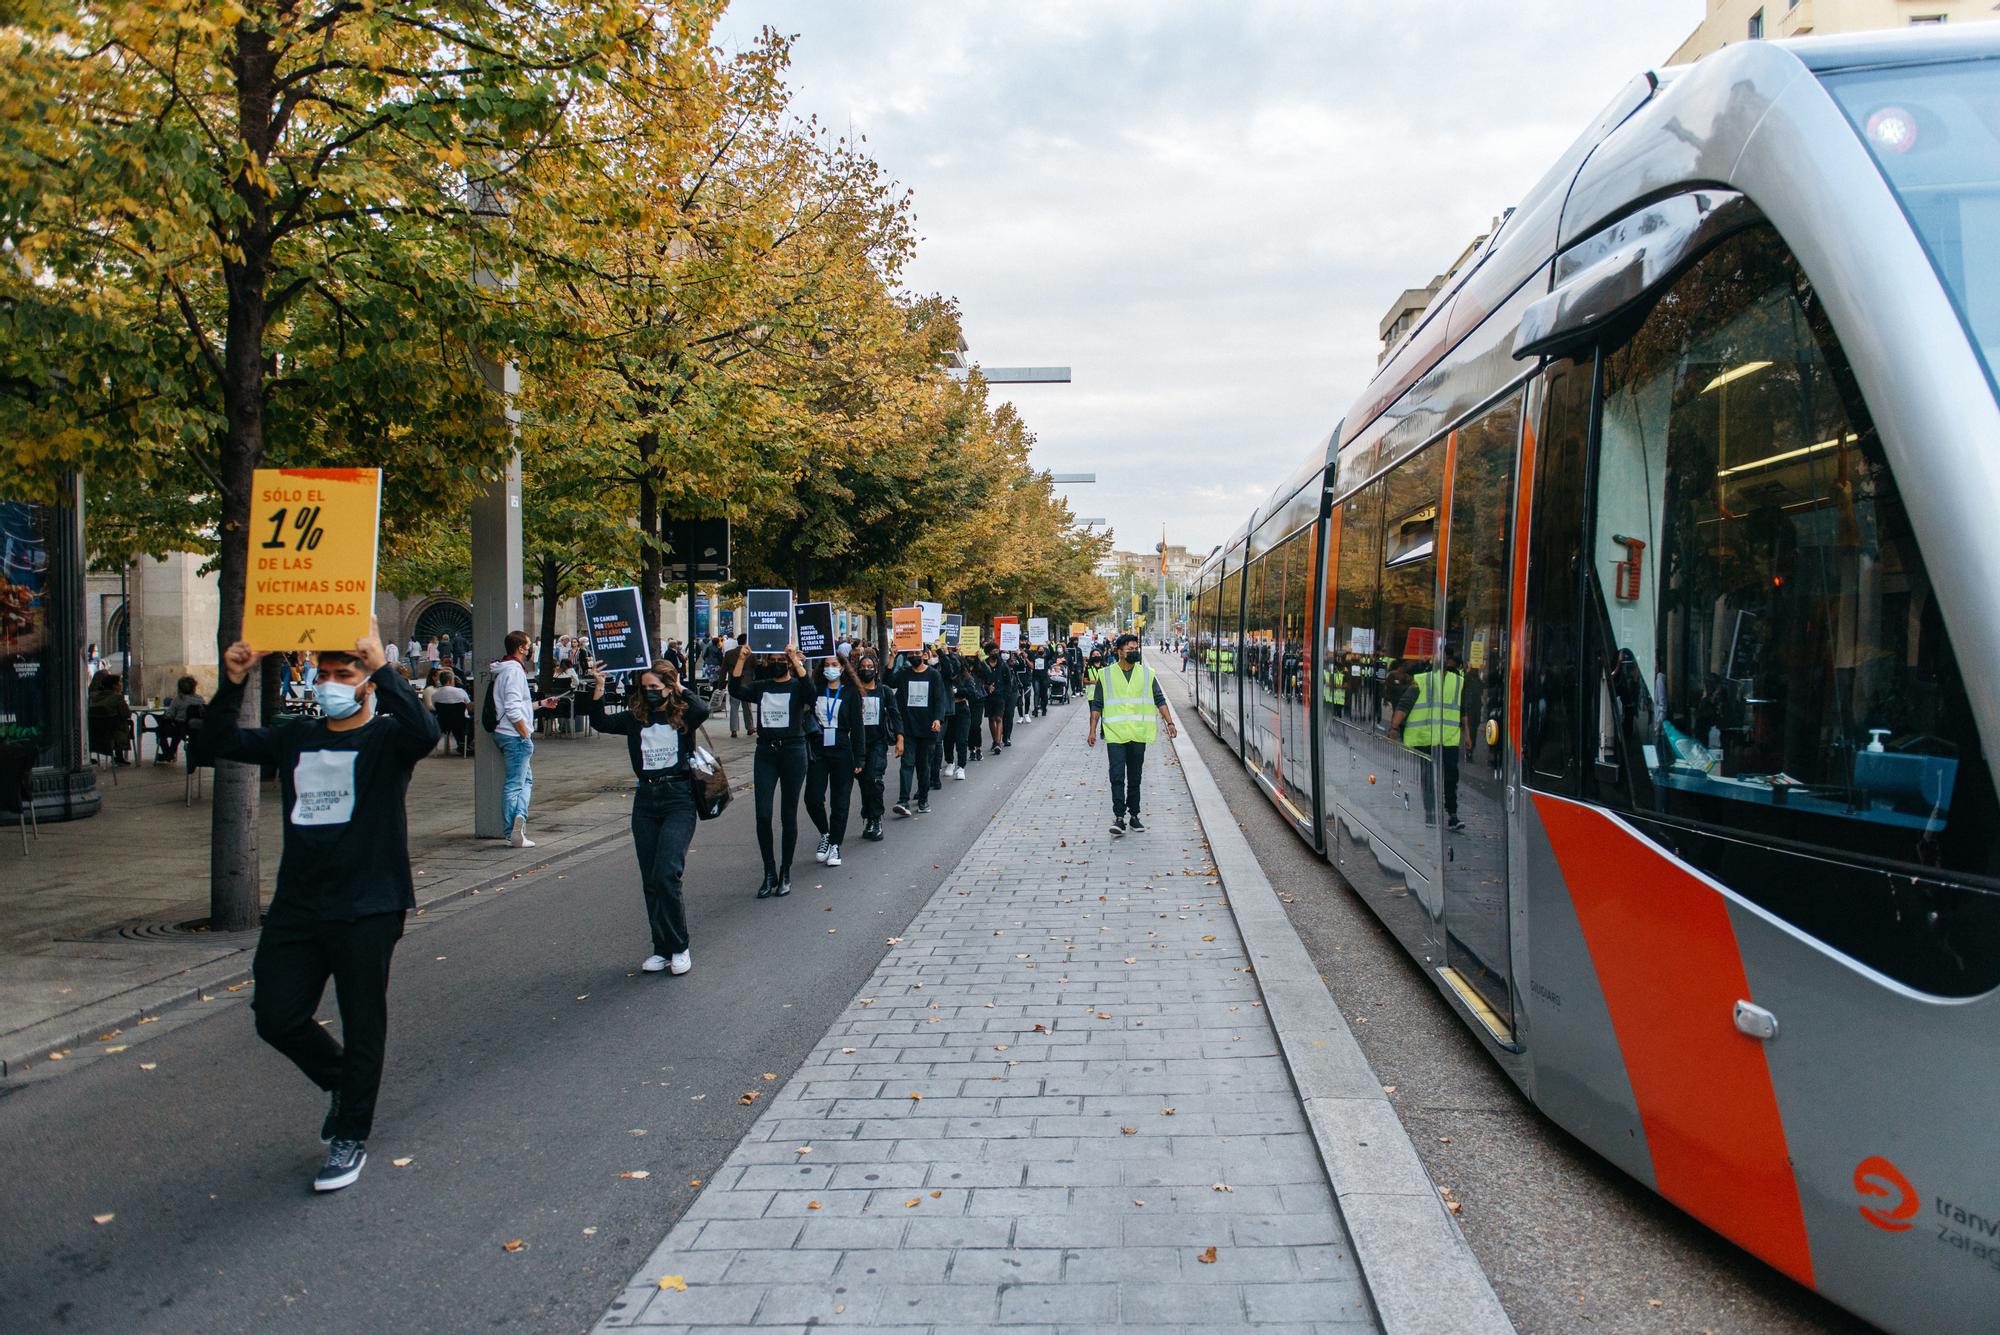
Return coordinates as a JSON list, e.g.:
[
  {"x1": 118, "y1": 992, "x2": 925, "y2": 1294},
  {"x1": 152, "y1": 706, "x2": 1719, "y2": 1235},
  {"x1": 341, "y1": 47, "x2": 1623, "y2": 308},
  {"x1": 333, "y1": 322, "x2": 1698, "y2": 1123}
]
[{"x1": 1855, "y1": 1155, "x2": 1919, "y2": 1232}]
